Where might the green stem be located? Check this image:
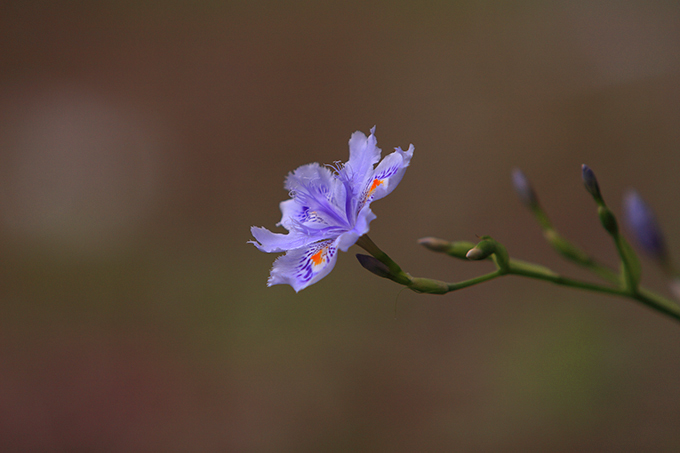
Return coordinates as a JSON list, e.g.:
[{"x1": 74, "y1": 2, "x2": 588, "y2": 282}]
[
  {"x1": 357, "y1": 234, "x2": 504, "y2": 294},
  {"x1": 633, "y1": 288, "x2": 680, "y2": 323},
  {"x1": 508, "y1": 260, "x2": 625, "y2": 296},
  {"x1": 357, "y1": 235, "x2": 680, "y2": 323},
  {"x1": 447, "y1": 270, "x2": 503, "y2": 291},
  {"x1": 508, "y1": 260, "x2": 680, "y2": 322},
  {"x1": 613, "y1": 233, "x2": 641, "y2": 293},
  {"x1": 582, "y1": 261, "x2": 620, "y2": 285},
  {"x1": 540, "y1": 226, "x2": 620, "y2": 285}
]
